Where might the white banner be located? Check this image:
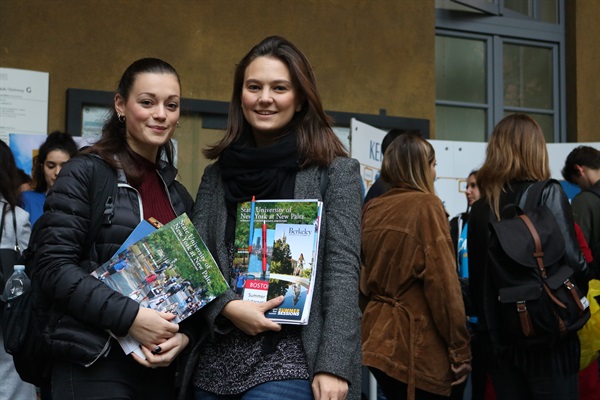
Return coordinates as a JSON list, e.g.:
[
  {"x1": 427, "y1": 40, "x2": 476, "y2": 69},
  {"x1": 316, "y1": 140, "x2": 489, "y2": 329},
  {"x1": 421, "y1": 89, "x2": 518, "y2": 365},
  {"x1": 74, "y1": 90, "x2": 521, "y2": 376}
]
[
  {"x1": 350, "y1": 119, "x2": 599, "y2": 218},
  {"x1": 350, "y1": 119, "x2": 387, "y2": 197}
]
